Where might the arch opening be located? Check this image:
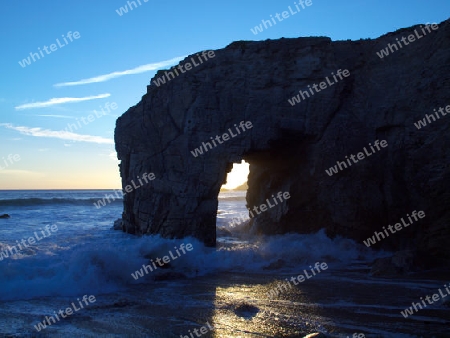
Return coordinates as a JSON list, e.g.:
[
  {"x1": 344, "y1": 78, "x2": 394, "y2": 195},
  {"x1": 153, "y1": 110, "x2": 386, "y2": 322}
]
[{"x1": 217, "y1": 160, "x2": 251, "y2": 243}]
